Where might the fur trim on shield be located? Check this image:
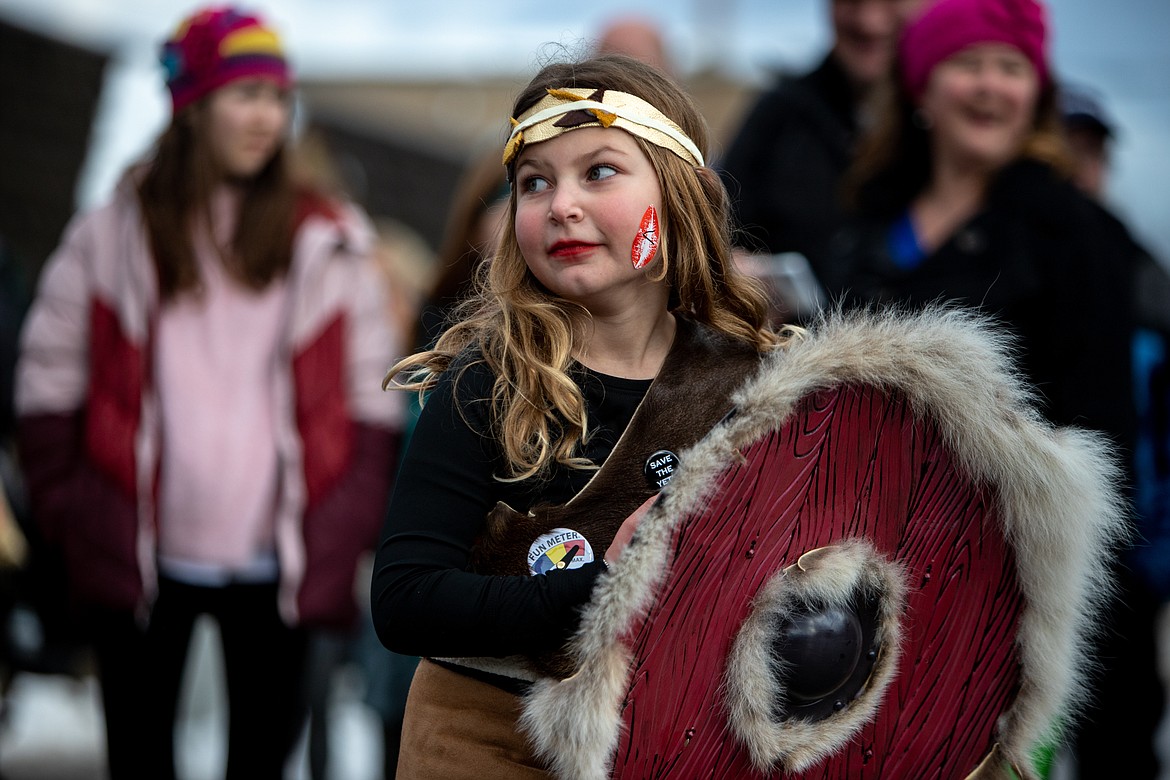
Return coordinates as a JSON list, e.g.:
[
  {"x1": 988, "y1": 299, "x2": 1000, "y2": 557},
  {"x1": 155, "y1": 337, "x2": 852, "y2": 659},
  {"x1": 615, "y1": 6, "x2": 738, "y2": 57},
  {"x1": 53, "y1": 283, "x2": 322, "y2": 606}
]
[{"x1": 518, "y1": 305, "x2": 1127, "y2": 780}]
